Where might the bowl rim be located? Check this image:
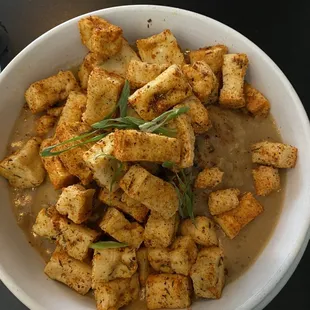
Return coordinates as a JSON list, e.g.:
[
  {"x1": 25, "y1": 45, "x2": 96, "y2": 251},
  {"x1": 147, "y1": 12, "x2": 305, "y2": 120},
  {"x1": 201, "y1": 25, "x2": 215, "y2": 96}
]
[{"x1": 0, "y1": 4, "x2": 309, "y2": 310}]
